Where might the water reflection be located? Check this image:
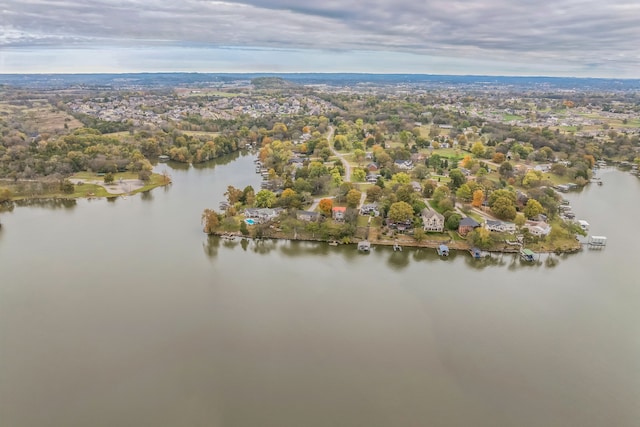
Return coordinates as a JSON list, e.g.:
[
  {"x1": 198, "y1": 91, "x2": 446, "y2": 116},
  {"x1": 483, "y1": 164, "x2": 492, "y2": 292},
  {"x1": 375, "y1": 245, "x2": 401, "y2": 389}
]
[
  {"x1": 203, "y1": 235, "x2": 220, "y2": 258},
  {"x1": 386, "y1": 250, "x2": 410, "y2": 270},
  {"x1": 14, "y1": 198, "x2": 76, "y2": 210},
  {"x1": 140, "y1": 190, "x2": 153, "y2": 202}
]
